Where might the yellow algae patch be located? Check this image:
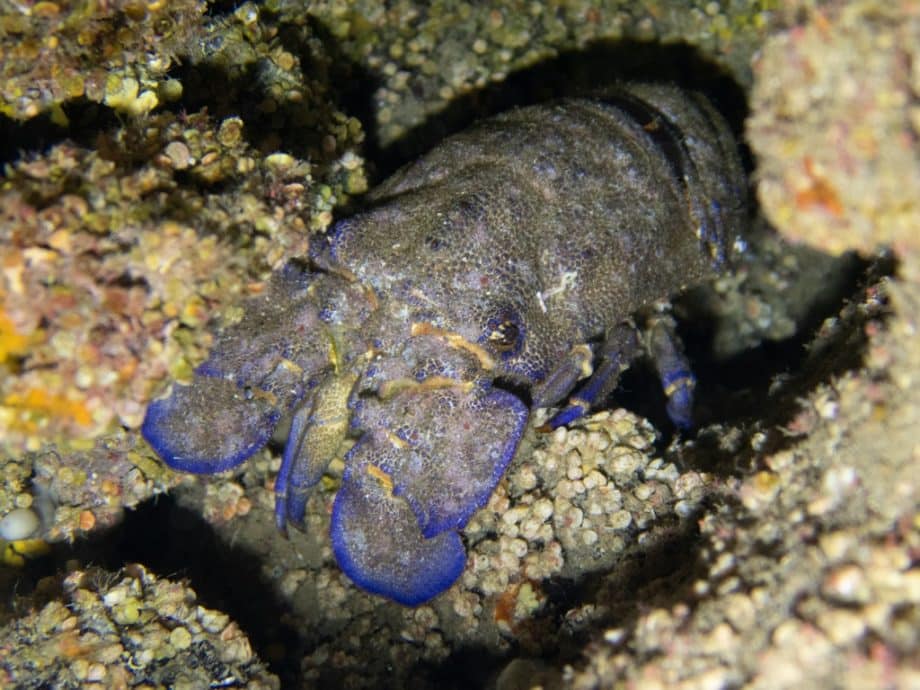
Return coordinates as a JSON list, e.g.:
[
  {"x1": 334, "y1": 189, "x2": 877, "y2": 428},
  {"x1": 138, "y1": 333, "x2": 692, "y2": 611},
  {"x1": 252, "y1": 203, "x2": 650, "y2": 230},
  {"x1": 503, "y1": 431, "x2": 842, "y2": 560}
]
[
  {"x1": 0, "y1": 310, "x2": 41, "y2": 363},
  {"x1": 2, "y1": 388, "x2": 93, "y2": 431}
]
